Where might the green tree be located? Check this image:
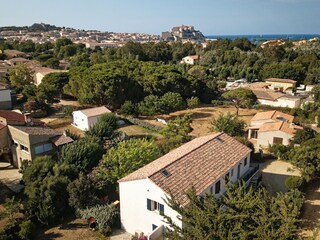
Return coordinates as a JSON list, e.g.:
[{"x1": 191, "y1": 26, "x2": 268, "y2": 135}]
[
  {"x1": 292, "y1": 126, "x2": 317, "y2": 144},
  {"x1": 305, "y1": 68, "x2": 320, "y2": 85},
  {"x1": 160, "y1": 92, "x2": 185, "y2": 114},
  {"x1": 164, "y1": 181, "x2": 303, "y2": 240},
  {"x1": 67, "y1": 172, "x2": 99, "y2": 210},
  {"x1": 85, "y1": 113, "x2": 118, "y2": 142},
  {"x1": 9, "y1": 64, "x2": 34, "y2": 91},
  {"x1": 120, "y1": 101, "x2": 138, "y2": 116},
  {"x1": 98, "y1": 138, "x2": 160, "y2": 184},
  {"x1": 222, "y1": 88, "x2": 257, "y2": 115},
  {"x1": 211, "y1": 113, "x2": 246, "y2": 137},
  {"x1": 60, "y1": 137, "x2": 104, "y2": 173},
  {"x1": 311, "y1": 85, "x2": 320, "y2": 101},
  {"x1": 160, "y1": 113, "x2": 193, "y2": 142}
]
